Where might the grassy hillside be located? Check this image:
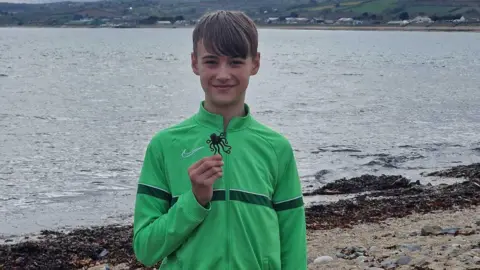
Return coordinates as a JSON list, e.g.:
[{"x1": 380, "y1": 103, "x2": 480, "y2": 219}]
[{"x1": 290, "y1": 0, "x2": 480, "y2": 19}]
